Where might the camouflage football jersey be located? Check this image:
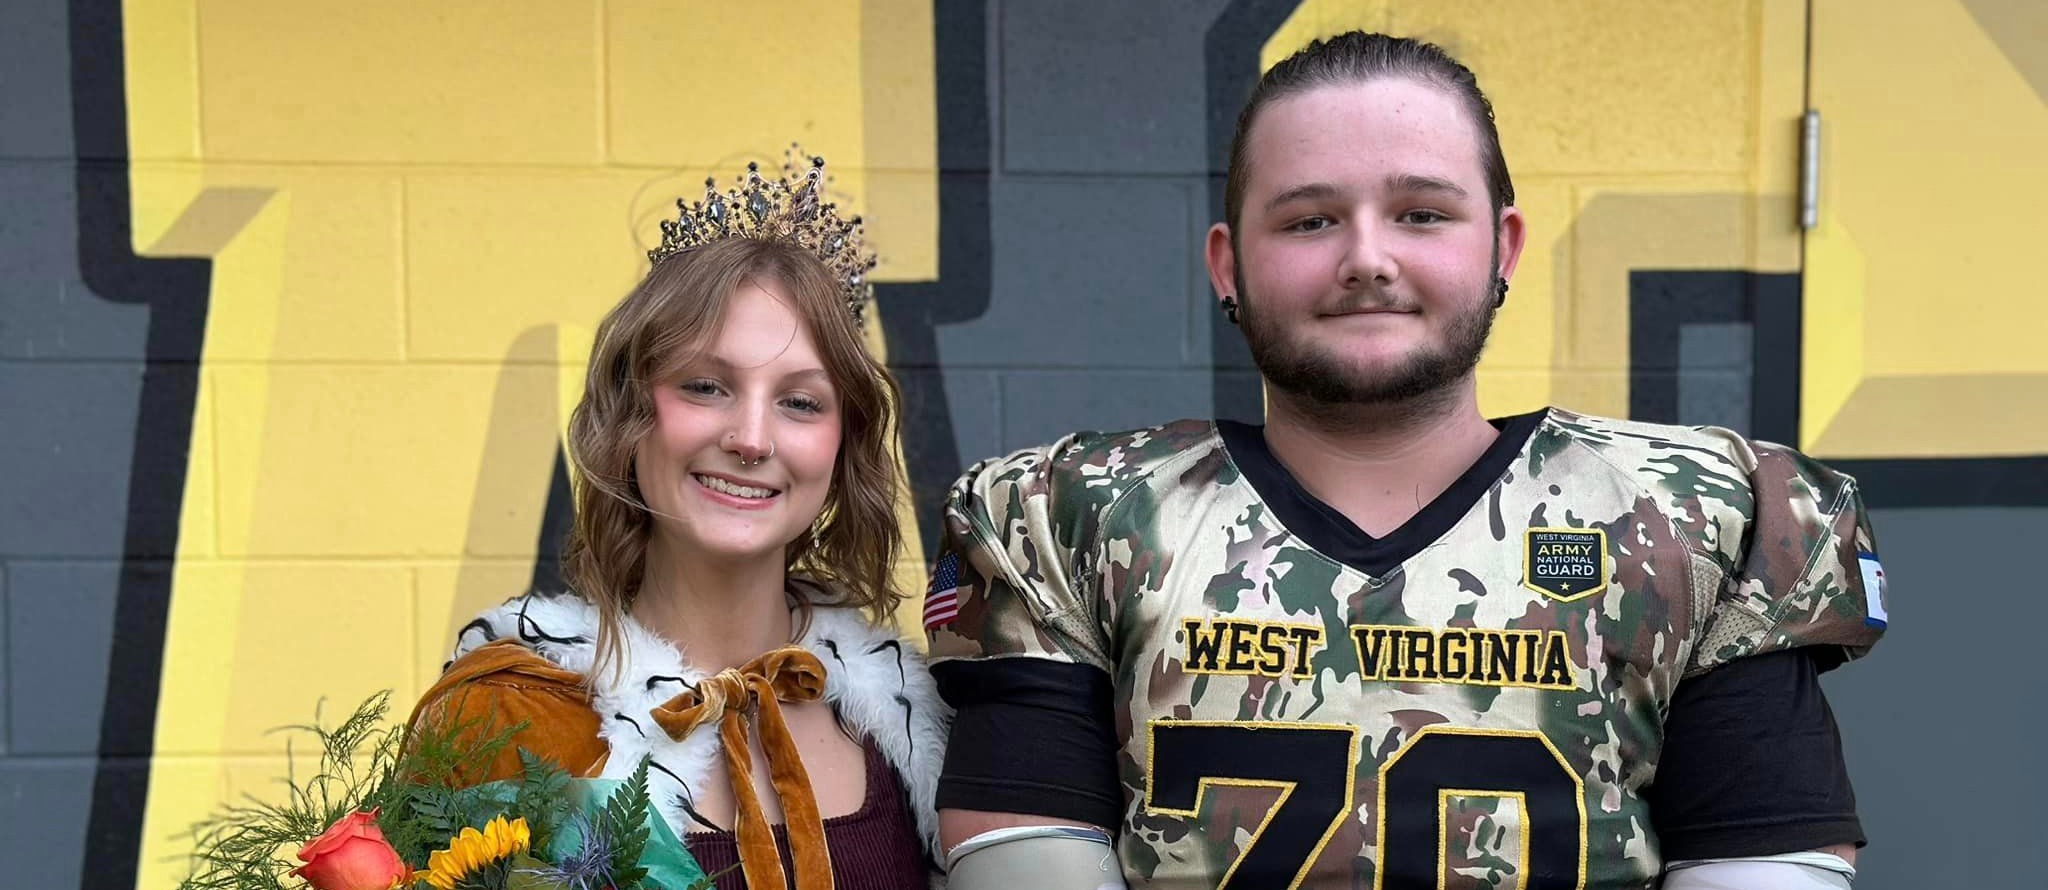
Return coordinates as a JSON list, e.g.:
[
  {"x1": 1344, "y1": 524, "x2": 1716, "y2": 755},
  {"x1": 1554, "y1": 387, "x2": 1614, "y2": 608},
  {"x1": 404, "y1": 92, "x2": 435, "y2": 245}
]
[{"x1": 926, "y1": 409, "x2": 1886, "y2": 890}]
